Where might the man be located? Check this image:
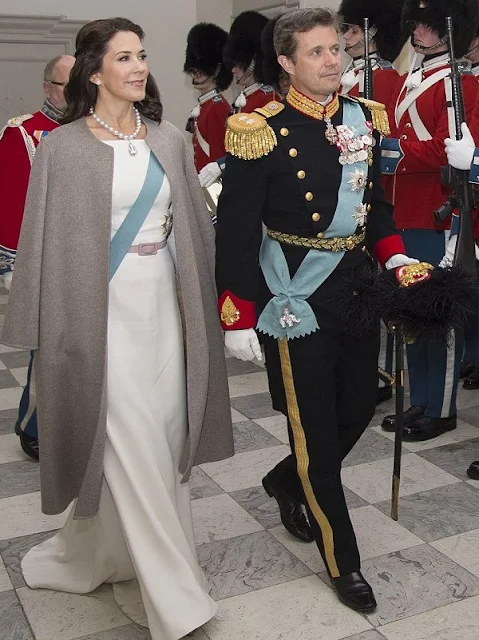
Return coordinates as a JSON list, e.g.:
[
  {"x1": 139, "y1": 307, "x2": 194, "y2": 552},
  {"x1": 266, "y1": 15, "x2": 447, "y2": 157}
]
[
  {"x1": 445, "y1": 97, "x2": 479, "y2": 480},
  {"x1": 380, "y1": 0, "x2": 479, "y2": 442},
  {"x1": 339, "y1": 0, "x2": 406, "y2": 107},
  {"x1": 184, "y1": 23, "x2": 233, "y2": 173},
  {"x1": 0, "y1": 54, "x2": 75, "y2": 459},
  {"x1": 216, "y1": 8, "x2": 415, "y2": 612},
  {"x1": 199, "y1": 11, "x2": 281, "y2": 190}
]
